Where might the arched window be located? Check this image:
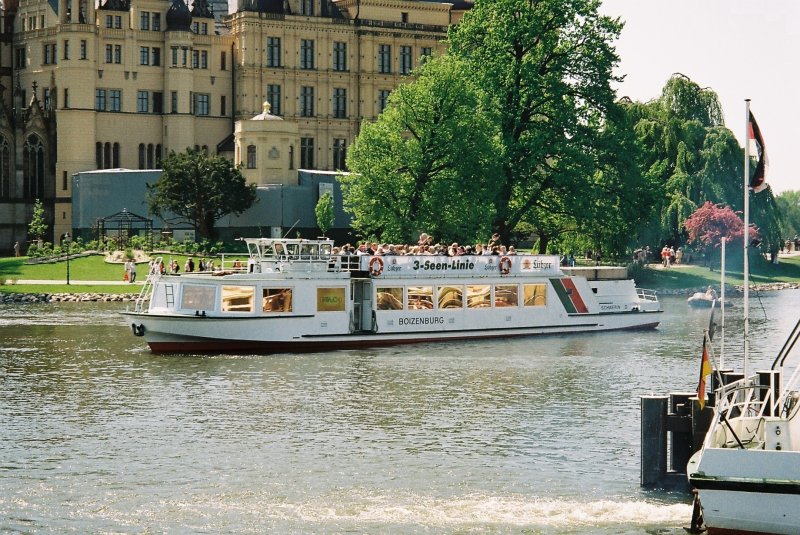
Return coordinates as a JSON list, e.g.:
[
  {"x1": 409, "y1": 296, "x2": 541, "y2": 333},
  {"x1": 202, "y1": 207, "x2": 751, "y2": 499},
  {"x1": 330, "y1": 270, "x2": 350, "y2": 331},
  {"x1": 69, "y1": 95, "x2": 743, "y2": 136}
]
[
  {"x1": 147, "y1": 144, "x2": 154, "y2": 168},
  {"x1": 246, "y1": 145, "x2": 256, "y2": 168},
  {"x1": 23, "y1": 134, "x2": 45, "y2": 199},
  {"x1": 138, "y1": 143, "x2": 146, "y2": 169},
  {"x1": 104, "y1": 142, "x2": 112, "y2": 169},
  {"x1": 113, "y1": 143, "x2": 120, "y2": 168},
  {"x1": 96, "y1": 142, "x2": 103, "y2": 169},
  {"x1": 0, "y1": 136, "x2": 11, "y2": 198},
  {"x1": 155, "y1": 144, "x2": 162, "y2": 168}
]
